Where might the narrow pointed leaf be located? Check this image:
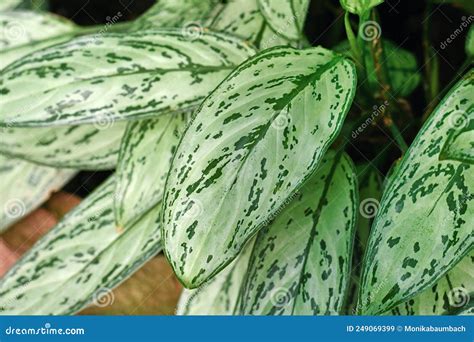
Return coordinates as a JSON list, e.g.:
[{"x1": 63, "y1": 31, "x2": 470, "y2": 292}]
[
  {"x1": 0, "y1": 123, "x2": 126, "y2": 170},
  {"x1": 0, "y1": 155, "x2": 75, "y2": 231},
  {"x1": 0, "y1": 177, "x2": 163, "y2": 314},
  {"x1": 238, "y1": 151, "x2": 358, "y2": 315},
  {"x1": 0, "y1": 11, "x2": 76, "y2": 70},
  {"x1": 177, "y1": 238, "x2": 255, "y2": 315},
  {"x1": 358, "y1": 71, "x2": 474, "y2": 315},
  {"x1": 163, "y1": 46, "x2": 356, "y2": 288},
  {"x1": 344, "y1": 164, "x2": 383, "y2": 314},
  {"x1": 440, "y1": 117, "x2": 473, "y2": 164},
  {"x1": 0, "y1": 30, "x2": 255, "y2": 127},
  {"x1": 115, "y1": 113, "x2": 188, "y2": 227},
  {"x1": 340, "y1": 0, "x2": 384, "y2": 15},
  {"x1": 390, "y1": 252, "x2": 473, "y2": 315},
  {"x1": 257, "y1": 0, "x2": 309, "y2": 41}
]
